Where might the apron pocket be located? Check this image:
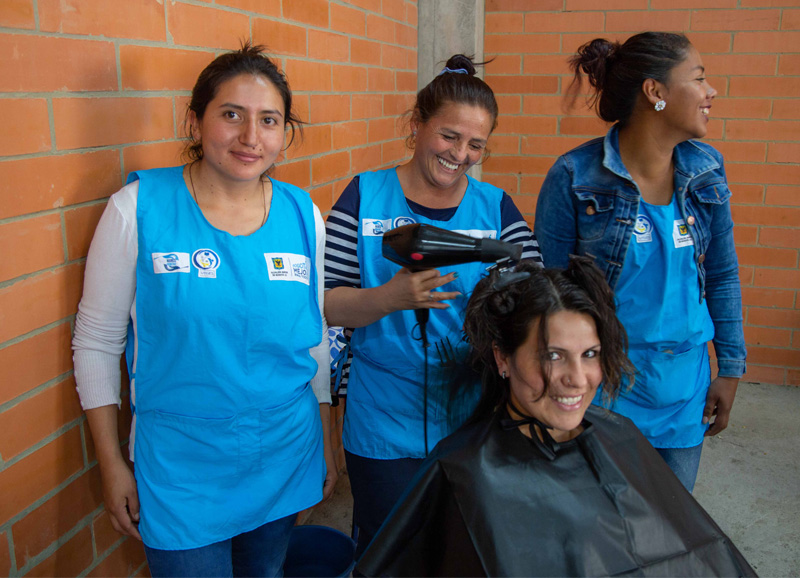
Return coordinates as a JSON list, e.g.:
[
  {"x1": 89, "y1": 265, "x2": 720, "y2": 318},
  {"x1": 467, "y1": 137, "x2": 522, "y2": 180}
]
[
  {"x1": 627, "y1": 345, "x2": 707, "y2": 409},
  {"x1": 259, "y1": 387, "x2": 319, "y2": 467},
  {"x1": 142, "y1": 411, "x2": 241, "y2": 484}
]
